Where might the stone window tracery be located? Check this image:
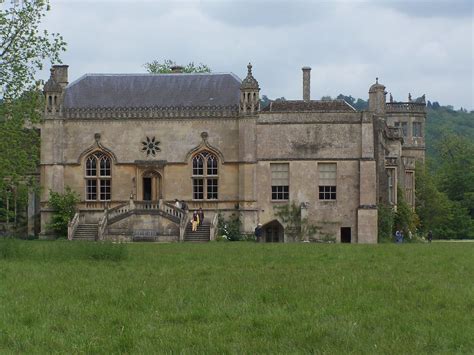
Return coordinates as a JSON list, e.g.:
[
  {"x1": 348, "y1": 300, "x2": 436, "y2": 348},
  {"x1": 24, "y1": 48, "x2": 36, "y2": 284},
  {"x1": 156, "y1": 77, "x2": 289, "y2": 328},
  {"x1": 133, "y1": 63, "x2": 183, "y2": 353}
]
[
  {"x1": 192, "y1": 151, "x2": 218, "y2": 200},
  {"x1": 85, "y1": 151, "x2": 111, "y2": 201}
]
